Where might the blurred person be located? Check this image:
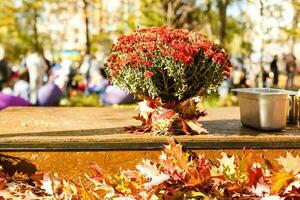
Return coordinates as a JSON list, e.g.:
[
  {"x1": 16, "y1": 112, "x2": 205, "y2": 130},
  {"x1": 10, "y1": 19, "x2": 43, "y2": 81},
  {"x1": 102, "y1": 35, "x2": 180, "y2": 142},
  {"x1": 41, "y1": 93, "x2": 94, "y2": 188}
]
[
  {"x1": 243, "y1": 56, "x2": 257, "y2": 87},
  {"x1": 25, "y1": 52, "x2": 48, "y2": 104},
  {"x1": 231, "y1": 57, "x2": 242, "y2": 88},
  {"x1": 79, "y1": 54, "x2": 104, "y2": 94},
  {"x1": 13, "y1": 70, "x2": 30, "y2": 101},
  {"x1": 0, "y1": 48, "x2": 9, "y2": 90},
  {"x1": 50, "y1": 58, "x2": 72, "y2": 94},
  {"x1": 88, "y1": 56, "x2": 104, "y2": 93},
  {"x1": 2, "y1": 70, "x2": 20, "y2": 96},
  {"x1": 79, "y1": 54, "x2": 91, "y2": 95},
  {"x1": 262, "y1": 67, "x2": 270, "y2": 88},
  {"x1": 270, "y1": 55, "x2": 279, "y2": 87},
  {"x1": 231, "y1": 56, "x2": 248, "y2": 88},
  {"x1": 237, "y1": 68, "x2": 248, "y2": 88},
  {"x1": 284, "y1": 53, "x2": 297, "y2": 89}
]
